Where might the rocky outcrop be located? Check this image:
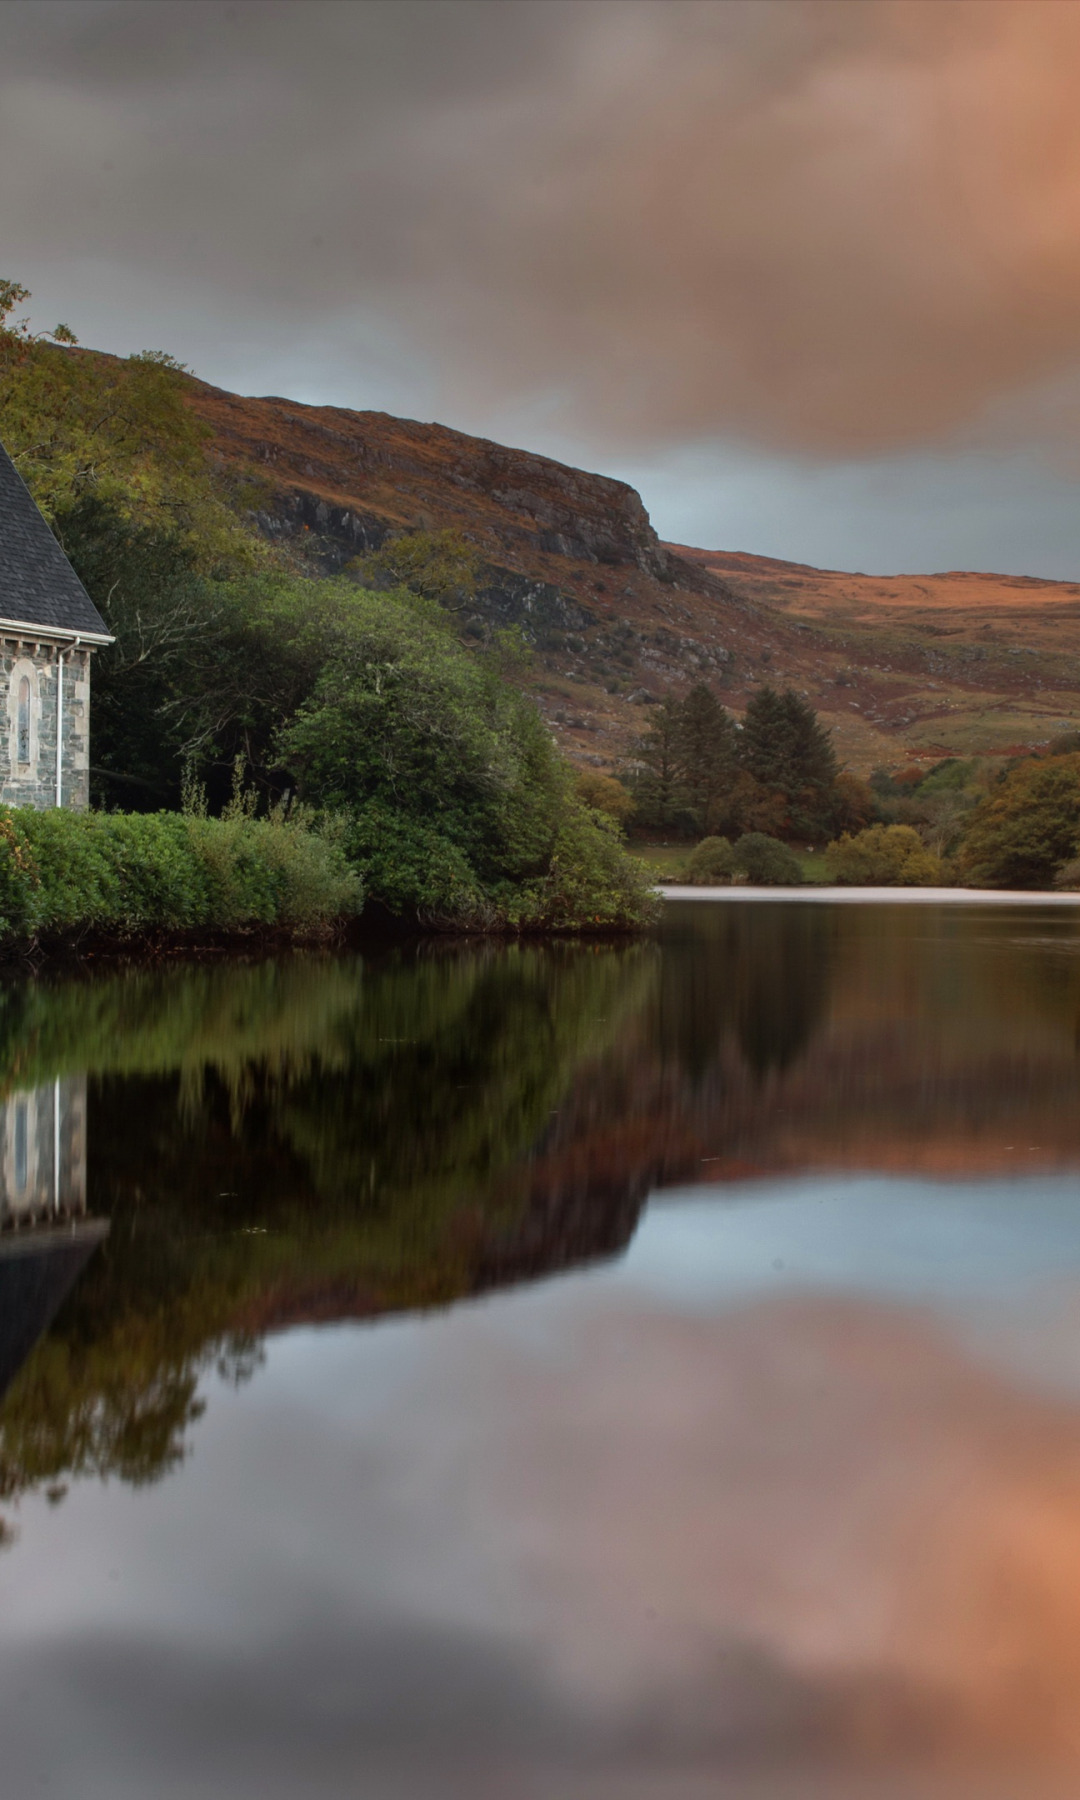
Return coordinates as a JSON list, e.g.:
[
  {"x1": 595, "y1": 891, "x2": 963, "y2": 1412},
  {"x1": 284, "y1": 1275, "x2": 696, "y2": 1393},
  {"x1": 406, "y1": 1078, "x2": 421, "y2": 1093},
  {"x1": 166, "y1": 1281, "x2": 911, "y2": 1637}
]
[{"x1": 195, "y1": 380, "x2": 677, "y2": 581}]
